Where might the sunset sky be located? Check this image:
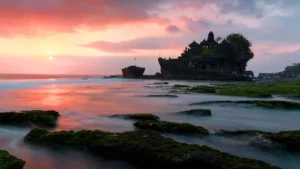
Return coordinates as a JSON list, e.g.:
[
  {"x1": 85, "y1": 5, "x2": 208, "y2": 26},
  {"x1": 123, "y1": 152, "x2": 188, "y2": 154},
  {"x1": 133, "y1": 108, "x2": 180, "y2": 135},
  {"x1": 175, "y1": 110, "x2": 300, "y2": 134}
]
[{"x1": 0, "y1": 0, "x2": 299, "y2": 75}]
